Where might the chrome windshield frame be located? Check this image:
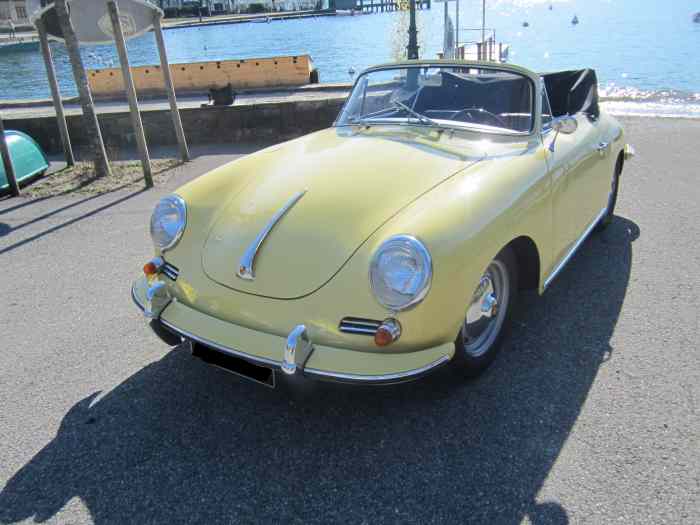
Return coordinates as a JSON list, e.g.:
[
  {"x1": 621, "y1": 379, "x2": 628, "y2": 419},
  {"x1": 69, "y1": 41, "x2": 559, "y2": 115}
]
[{"x1": 334, "y1": 61, "x2": 541, "y2": 138}]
